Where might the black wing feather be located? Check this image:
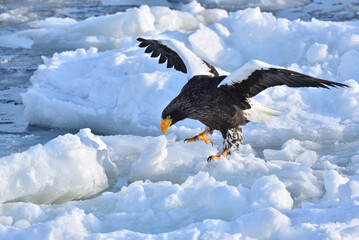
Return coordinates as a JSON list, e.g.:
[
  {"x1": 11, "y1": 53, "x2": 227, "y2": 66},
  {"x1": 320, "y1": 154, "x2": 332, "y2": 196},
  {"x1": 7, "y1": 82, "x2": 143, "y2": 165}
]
[
  {"x1": 221, "y1": 68, "x2": 348, "y2": 109},
  {"x1": 166, "y1": 55, "x2": 175, "y2": 68},
  {"x1": 138, "y1": 41, "x2": 149, "y2": 48},
  {"x1": 228, "y1": 68, "x2": 348, "y2": 98},
  {"x1": 137, "y1": 37, "x2": 219, "y2": 77},
  {"x1": 159, "y1": 54, "x2": 166, "y2": 64},
  {"x1": 150, "y1": 48, "x2": 161, "y2": 58},
  {"x1": 137, "y1": 37, "x2": 187, "y2": 74}
]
